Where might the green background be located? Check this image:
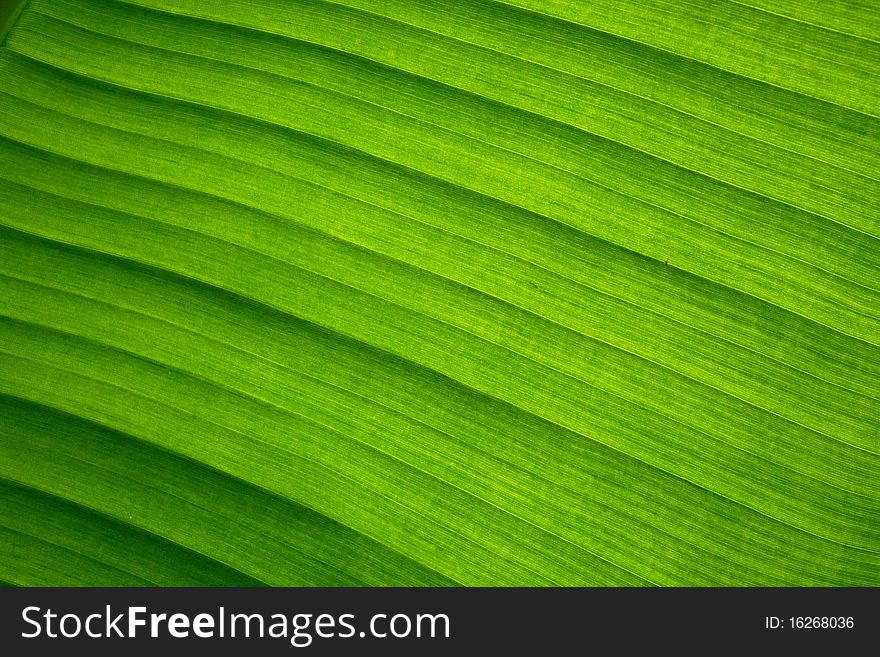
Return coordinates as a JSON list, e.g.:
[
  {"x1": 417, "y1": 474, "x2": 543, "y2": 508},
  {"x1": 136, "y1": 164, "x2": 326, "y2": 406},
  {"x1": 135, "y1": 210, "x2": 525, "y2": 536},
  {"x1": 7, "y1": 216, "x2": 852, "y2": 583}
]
[{"x1": 0, "y1": 0, "x2": 877, "y2": 586}]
